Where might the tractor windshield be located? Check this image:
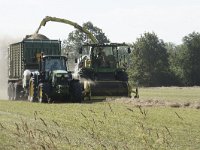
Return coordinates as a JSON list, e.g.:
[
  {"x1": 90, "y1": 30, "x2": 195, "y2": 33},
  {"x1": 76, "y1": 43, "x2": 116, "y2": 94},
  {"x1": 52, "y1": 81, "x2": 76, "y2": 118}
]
[
  {"x1": 81, "y1": 44, "x2": 130, "y2": 69},
  {"x1": 44, "y1": 57, "x2": 66, "y2": 71},
  {"x1": 92, "y1": 46, "x2": 117, "y2": 68}
]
